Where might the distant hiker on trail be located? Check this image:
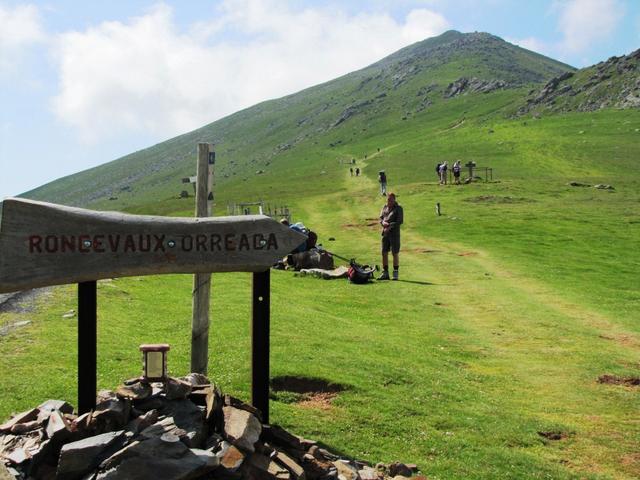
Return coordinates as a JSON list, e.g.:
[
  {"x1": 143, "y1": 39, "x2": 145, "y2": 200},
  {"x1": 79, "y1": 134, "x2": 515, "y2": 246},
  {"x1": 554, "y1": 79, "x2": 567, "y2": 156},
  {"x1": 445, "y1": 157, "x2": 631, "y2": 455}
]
[
  {"x1": 378, "y1": 192, "x2": 403, "y2": 281},
  {"x1": 355, "y1": 167, "x2": 360, "y2": 176},
  {"x1": 439, "y1": 161, "x2": 448, "y2": 185},
  {"x1": 436, "y1": 162, "x2": 442, "y2": 182},
  {"x1": 453, "y1": 160, "x2": 461, "y2": 184},
  {"x1": 350, "y1": 167, "x2": 354, "y2": 176},
  {"x1": 378, "y1": 170, "x2": 387, "y2": 196}
]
